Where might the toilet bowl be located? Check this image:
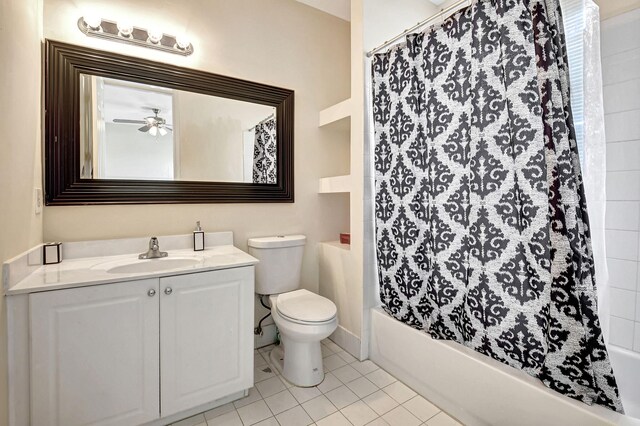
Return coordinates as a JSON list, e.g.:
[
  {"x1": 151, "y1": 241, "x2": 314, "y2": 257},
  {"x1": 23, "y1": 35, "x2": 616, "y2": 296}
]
[
  {"x1": 268, "y1": 290, "x2": 337, "y2": 386},
  {"x1": 248, "y1": 235, "x2": 338, "y2": 387}
]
